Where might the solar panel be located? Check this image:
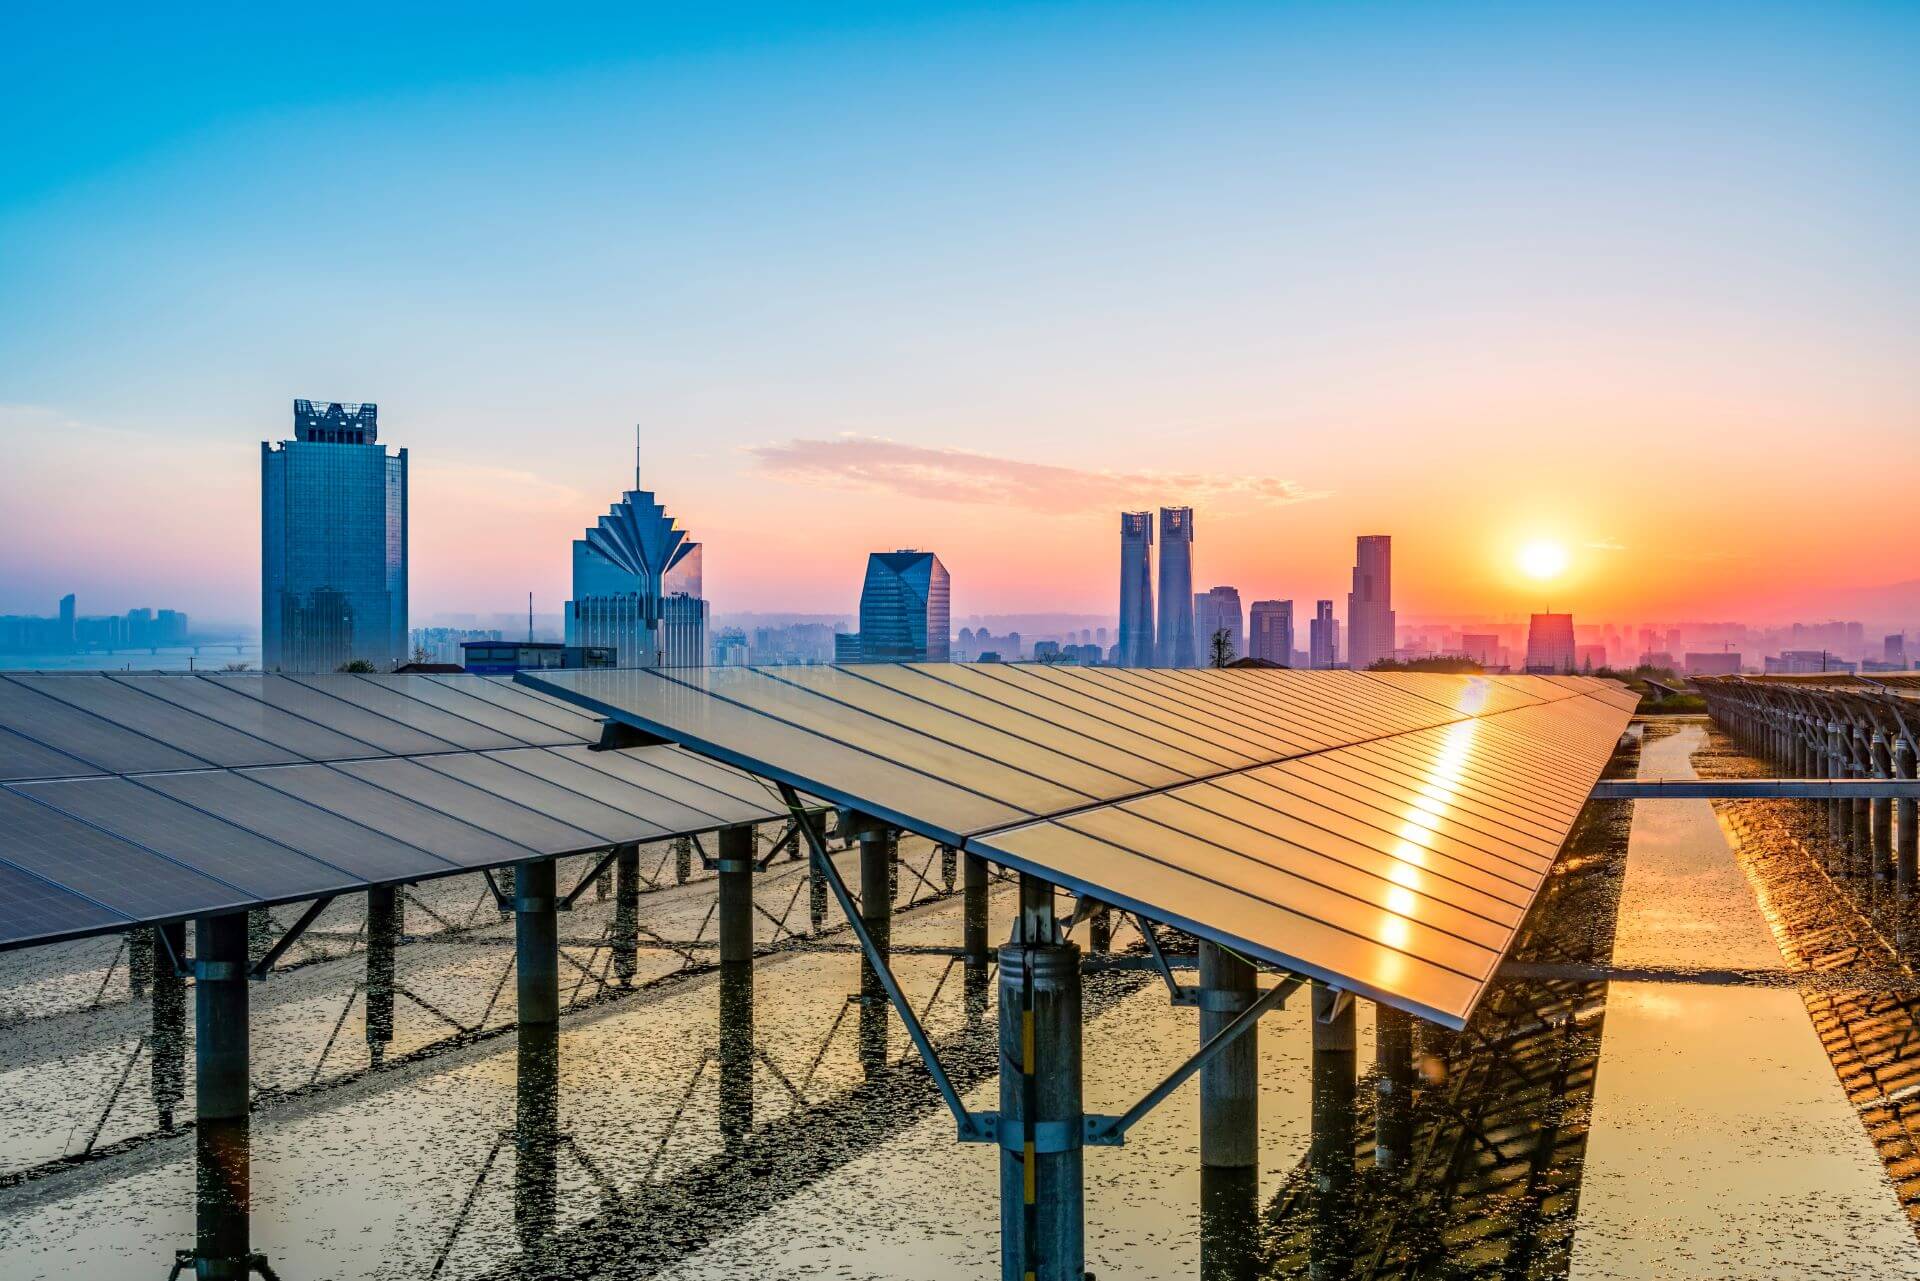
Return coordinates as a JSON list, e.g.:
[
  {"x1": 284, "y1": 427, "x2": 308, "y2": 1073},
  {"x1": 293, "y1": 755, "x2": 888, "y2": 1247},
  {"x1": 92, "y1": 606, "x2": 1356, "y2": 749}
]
[
  {"x1": 478, "y1": 748, "x2": 736, "y2": 835},
  {"x1": 330, "y1": 758, "x2": 607, "y2": 855},
  {"x1": 549, "y1": 745, "x2": 789, "y2": 829},
  {"x1": 0, "y1": 675, "x2": 206, "y2": 774},
  {"x1": 524, "y1": 665, "x2": 1632, "y2": 1027},
  {"x1": 210, "y1": 675, "x2": 453, "y2": 756},
  {"x1": 114, "y1": 674, "x2": 383, "y2": 761},
  {"x1": 241, "y1": 764, "x2": 540, "y2": 869},
  {"x1": 0, "y1": 859, "x2": 131, "y2": 948},
  {"x1": 7, "y1": 673, "x2": 306, "y2": 768},
  {"x1": 12, "y1": 776, "x2": 358, "y2": 901},
  {"x1": 434, "y1": 675, "x2": 607, "y2": 740},
  {"x1": 0, "y1": 790, "x2": 253, "y2": 920},
  {"x1": 416, "y1": 752, "x2": 668, "y2": 843},
  {"x1": 372, "y1": 675, "x2": 580, "y2": 746},
  {"x1": 288, "y1": 675, "x2": 525, "y2": 751},
  {"x1": 140, "y1": 769, "x2": 460, "y2": 882},
  {"x1": 0, "y1": 723, "x2": 99, "y2": 782}
]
